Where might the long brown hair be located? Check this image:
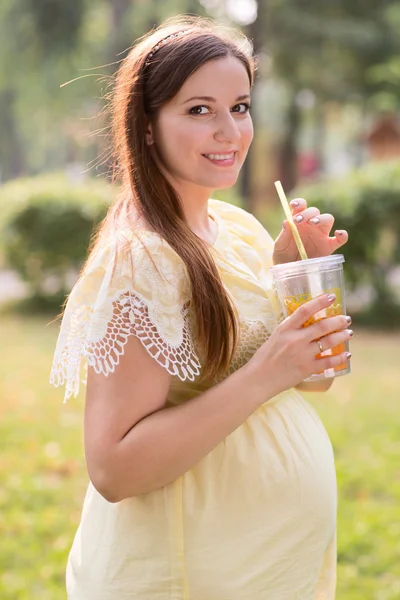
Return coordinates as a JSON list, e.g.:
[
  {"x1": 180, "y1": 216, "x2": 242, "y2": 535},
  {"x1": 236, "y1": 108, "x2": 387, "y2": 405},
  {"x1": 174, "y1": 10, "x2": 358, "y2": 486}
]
[{"x1": 84, "y1": 16, "x2": 255, "y2": 381}]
